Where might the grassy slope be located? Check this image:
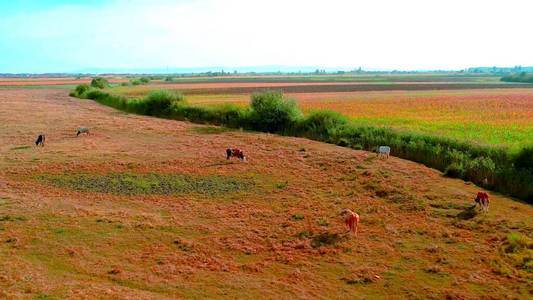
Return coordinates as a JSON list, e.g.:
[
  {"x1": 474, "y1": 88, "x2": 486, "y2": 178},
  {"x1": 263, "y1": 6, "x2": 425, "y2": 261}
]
[{"x1": 0, "y1": 89, "x2": 531, "y2": 299}]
